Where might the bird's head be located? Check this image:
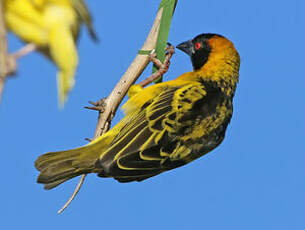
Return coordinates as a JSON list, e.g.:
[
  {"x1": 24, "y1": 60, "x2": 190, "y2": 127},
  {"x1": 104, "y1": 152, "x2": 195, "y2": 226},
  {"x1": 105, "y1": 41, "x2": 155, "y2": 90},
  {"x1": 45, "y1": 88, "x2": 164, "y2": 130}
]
[
  {"x1": 177, "y1": 33, "x2": 240, "y2": 94},
  {"x1": 177, "y1": 33, "x2": 239, "y2": 71}
]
